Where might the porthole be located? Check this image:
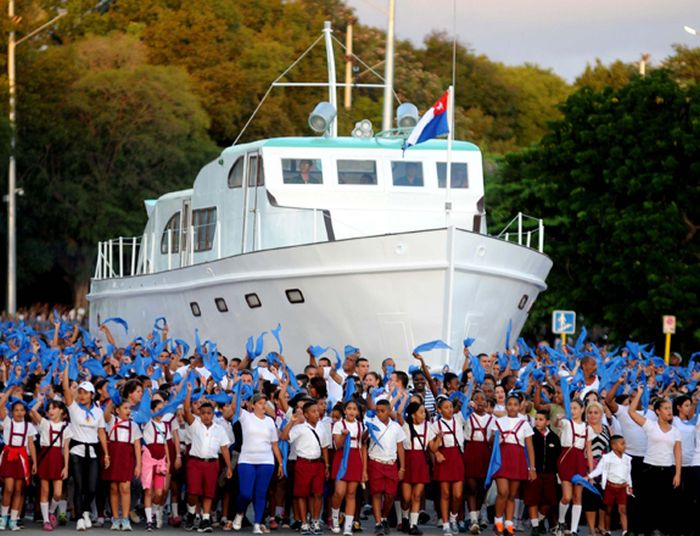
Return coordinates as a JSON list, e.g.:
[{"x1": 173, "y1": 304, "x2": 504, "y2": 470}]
[
  {"x1": 245, "y1": 293, "x2": 261, "y2": 309},
  {"x1": 190, "y1": 302, "x2": 202, "y2": 317},
  {"x1": 518, "y1": 295, "x2": 529, "y2": 310},
  {"x1": 215, "y1": 298, "x2": 228, "y2": 313},
  {"x1": 285, "y1": 289, "x2": 305, "y2": 304}
]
